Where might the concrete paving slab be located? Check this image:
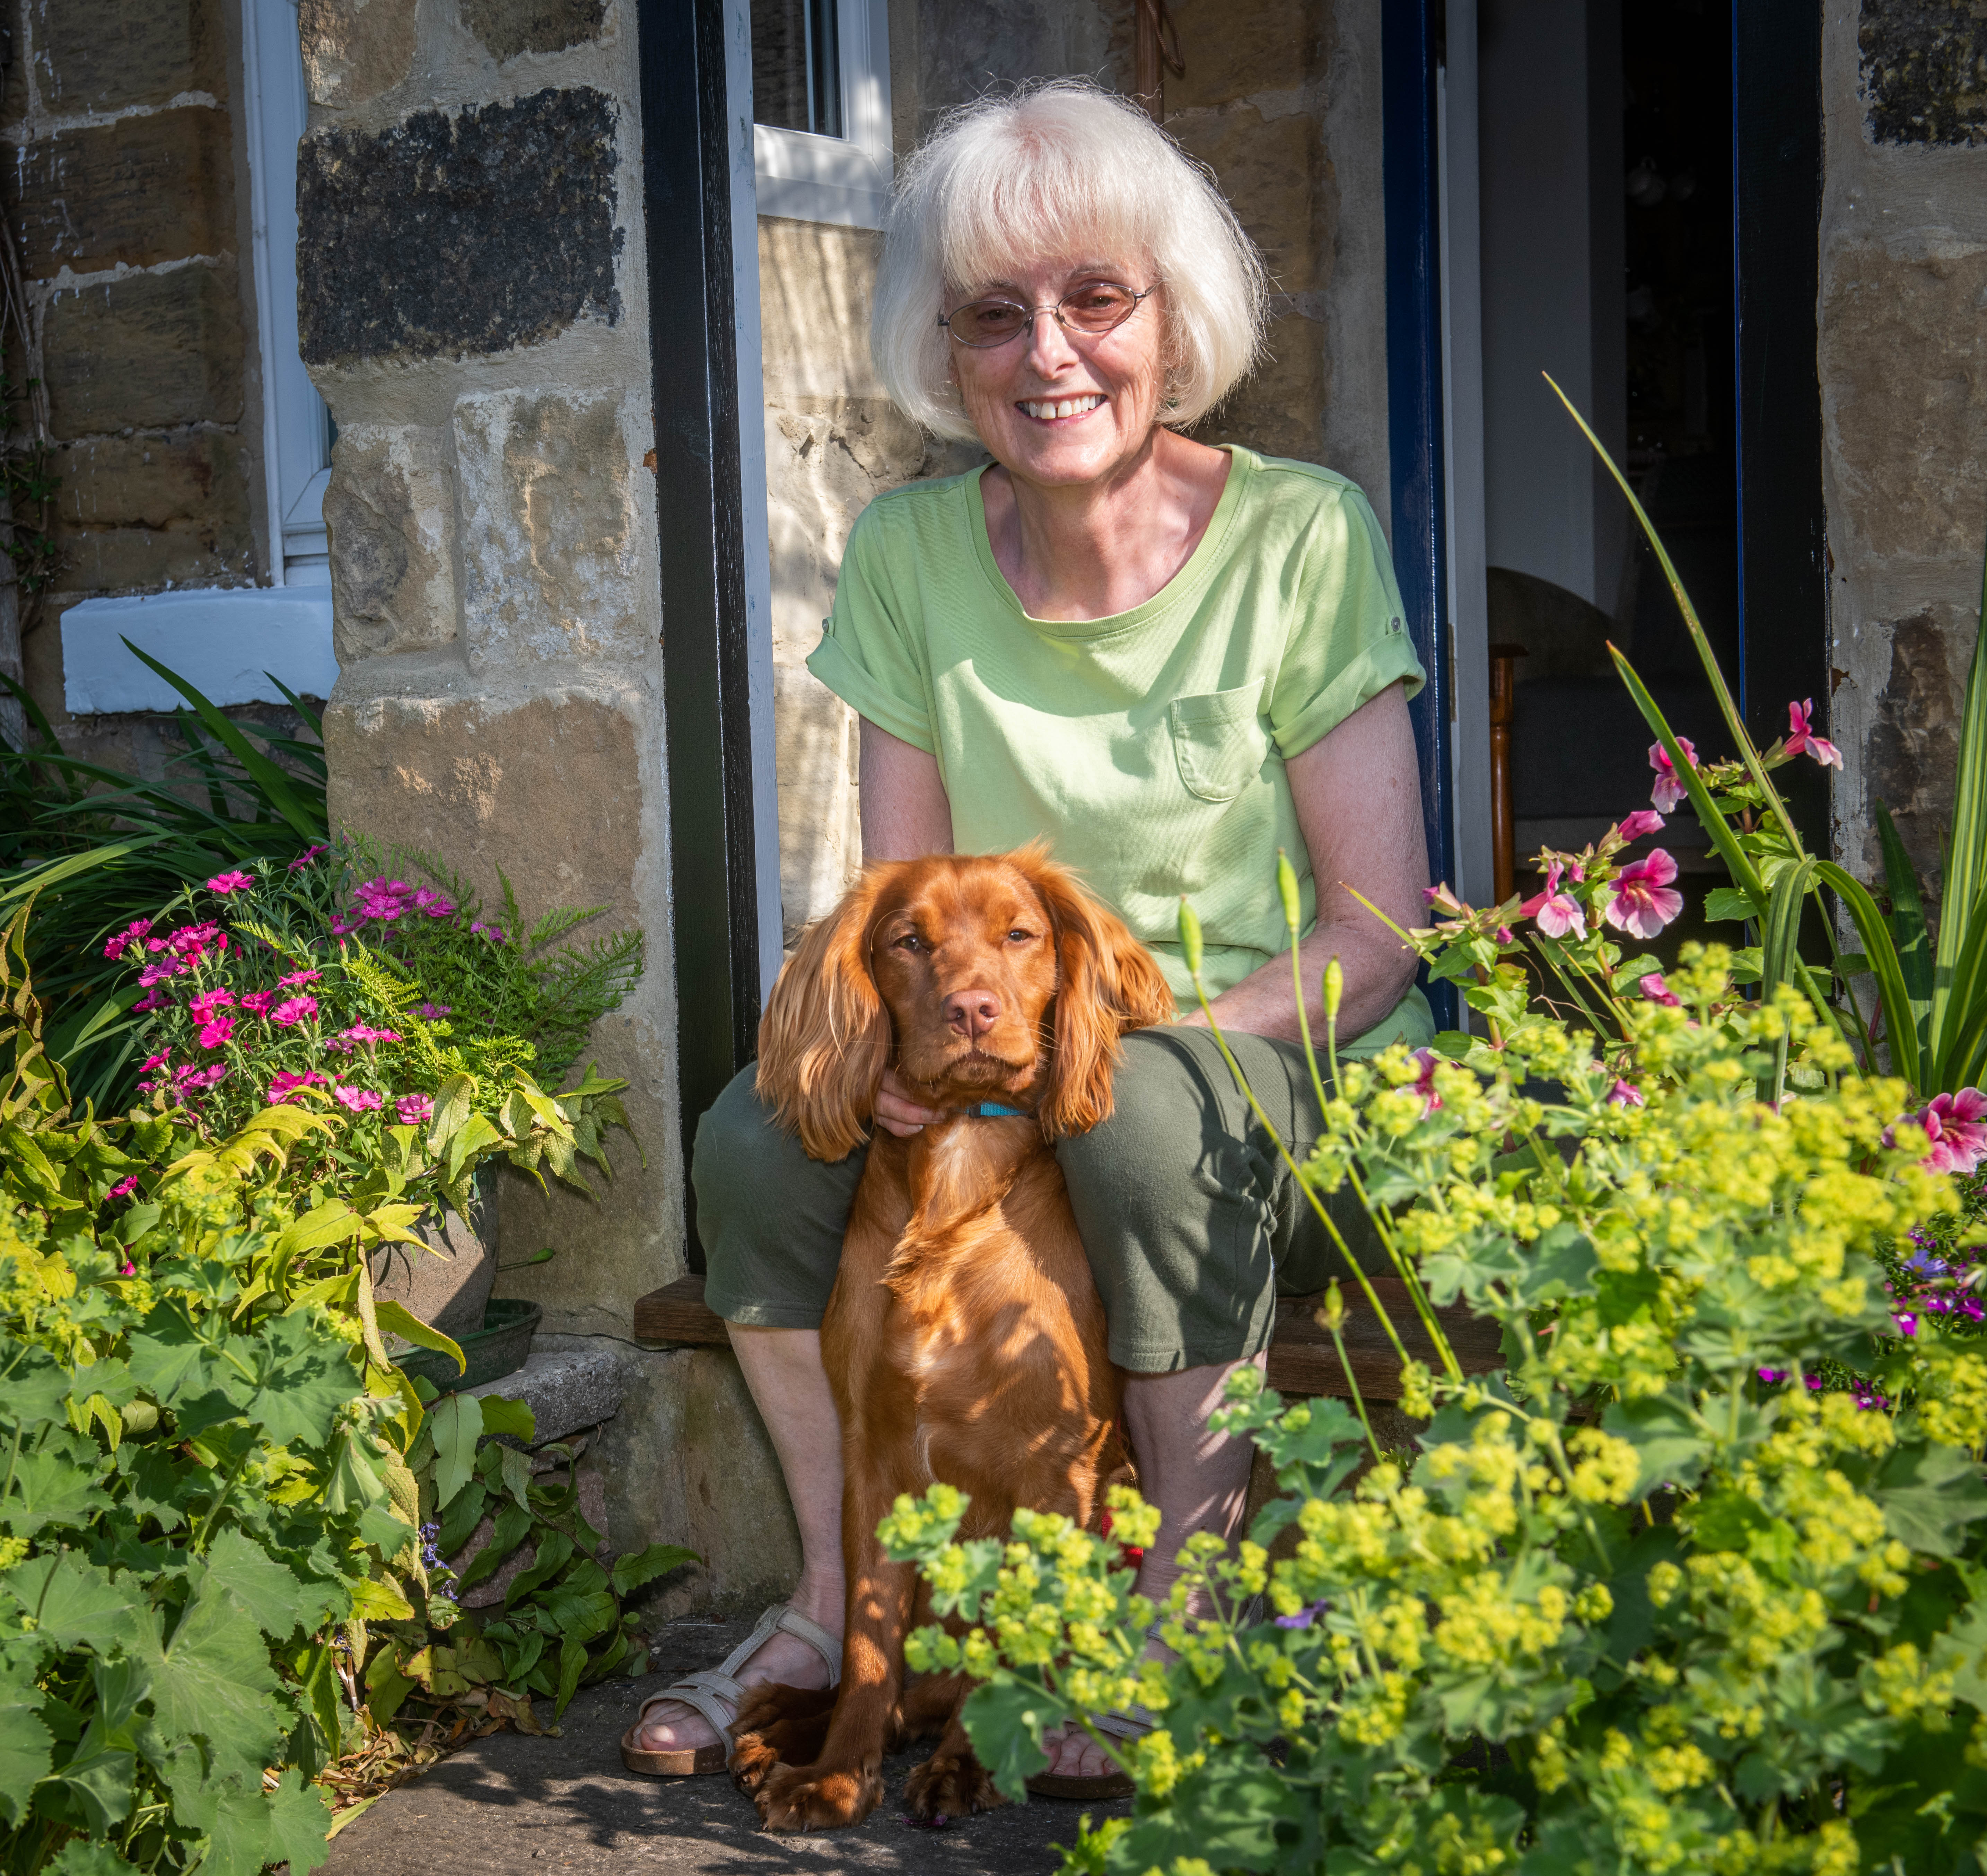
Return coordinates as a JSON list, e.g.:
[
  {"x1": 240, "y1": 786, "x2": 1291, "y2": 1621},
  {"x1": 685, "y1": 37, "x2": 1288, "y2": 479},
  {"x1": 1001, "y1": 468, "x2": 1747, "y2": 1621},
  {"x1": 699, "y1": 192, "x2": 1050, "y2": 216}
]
[{"x1": 320, "y1": 1619, "x2": 1129, "y2": 1875}]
